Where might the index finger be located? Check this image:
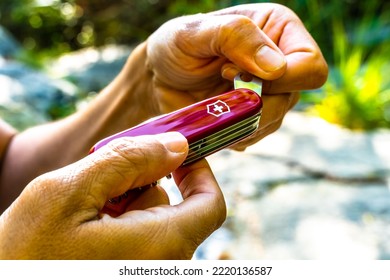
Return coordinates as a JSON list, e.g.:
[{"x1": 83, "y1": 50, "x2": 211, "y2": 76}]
[
  {"x1": 87, "y1": 159, "x2": 227, "y2": 259},
  {"x1": 172, "y1": 159, "x2": 227, "y2": 237}
]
